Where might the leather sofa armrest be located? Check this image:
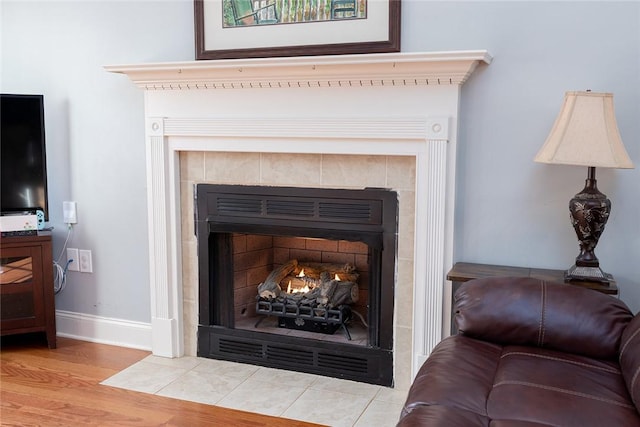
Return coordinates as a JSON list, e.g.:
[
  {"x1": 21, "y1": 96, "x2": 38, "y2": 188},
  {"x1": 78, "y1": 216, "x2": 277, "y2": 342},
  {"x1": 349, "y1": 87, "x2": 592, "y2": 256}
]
[
  {"x1": 620, "y1": 313, "x2": 640, "y2": 408},
  {"x1": 454, "y1": 277, "x2": 633, "y2": 359}
]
